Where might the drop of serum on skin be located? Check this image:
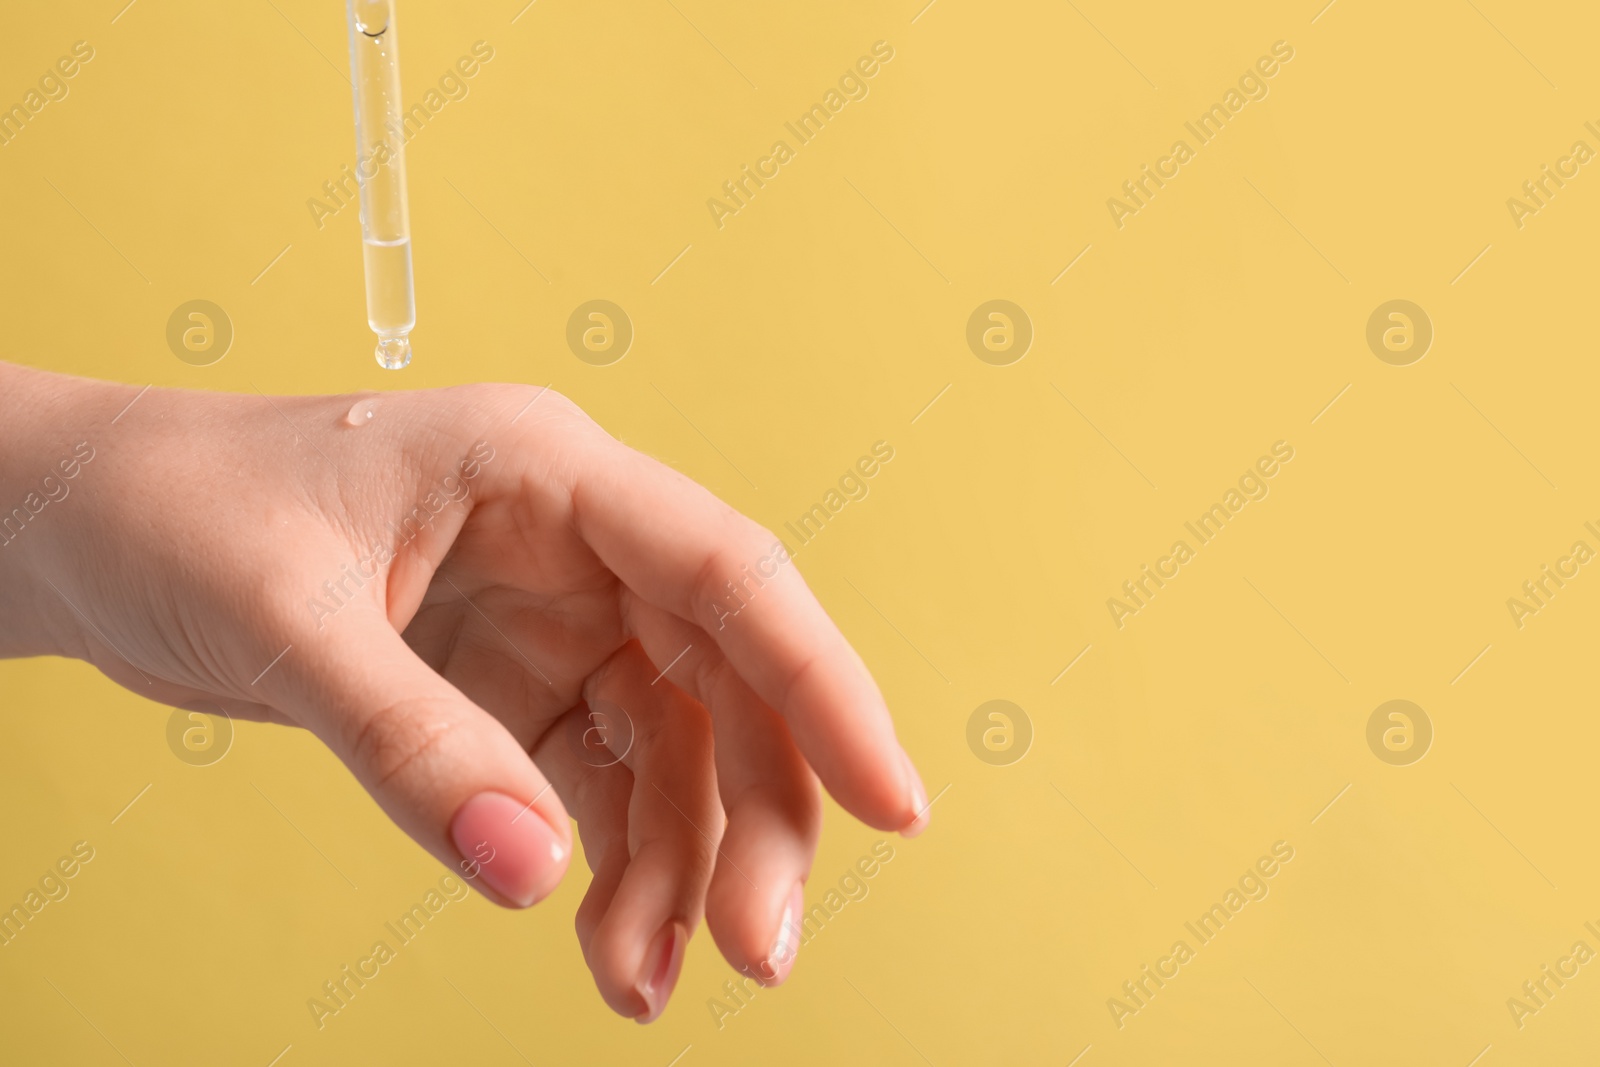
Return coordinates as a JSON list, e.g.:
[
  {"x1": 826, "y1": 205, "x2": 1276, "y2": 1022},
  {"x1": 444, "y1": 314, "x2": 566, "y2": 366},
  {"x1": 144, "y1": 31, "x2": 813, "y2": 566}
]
[{"x1": 344, "y1": 399, "x2": 378, "y2": 427}]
